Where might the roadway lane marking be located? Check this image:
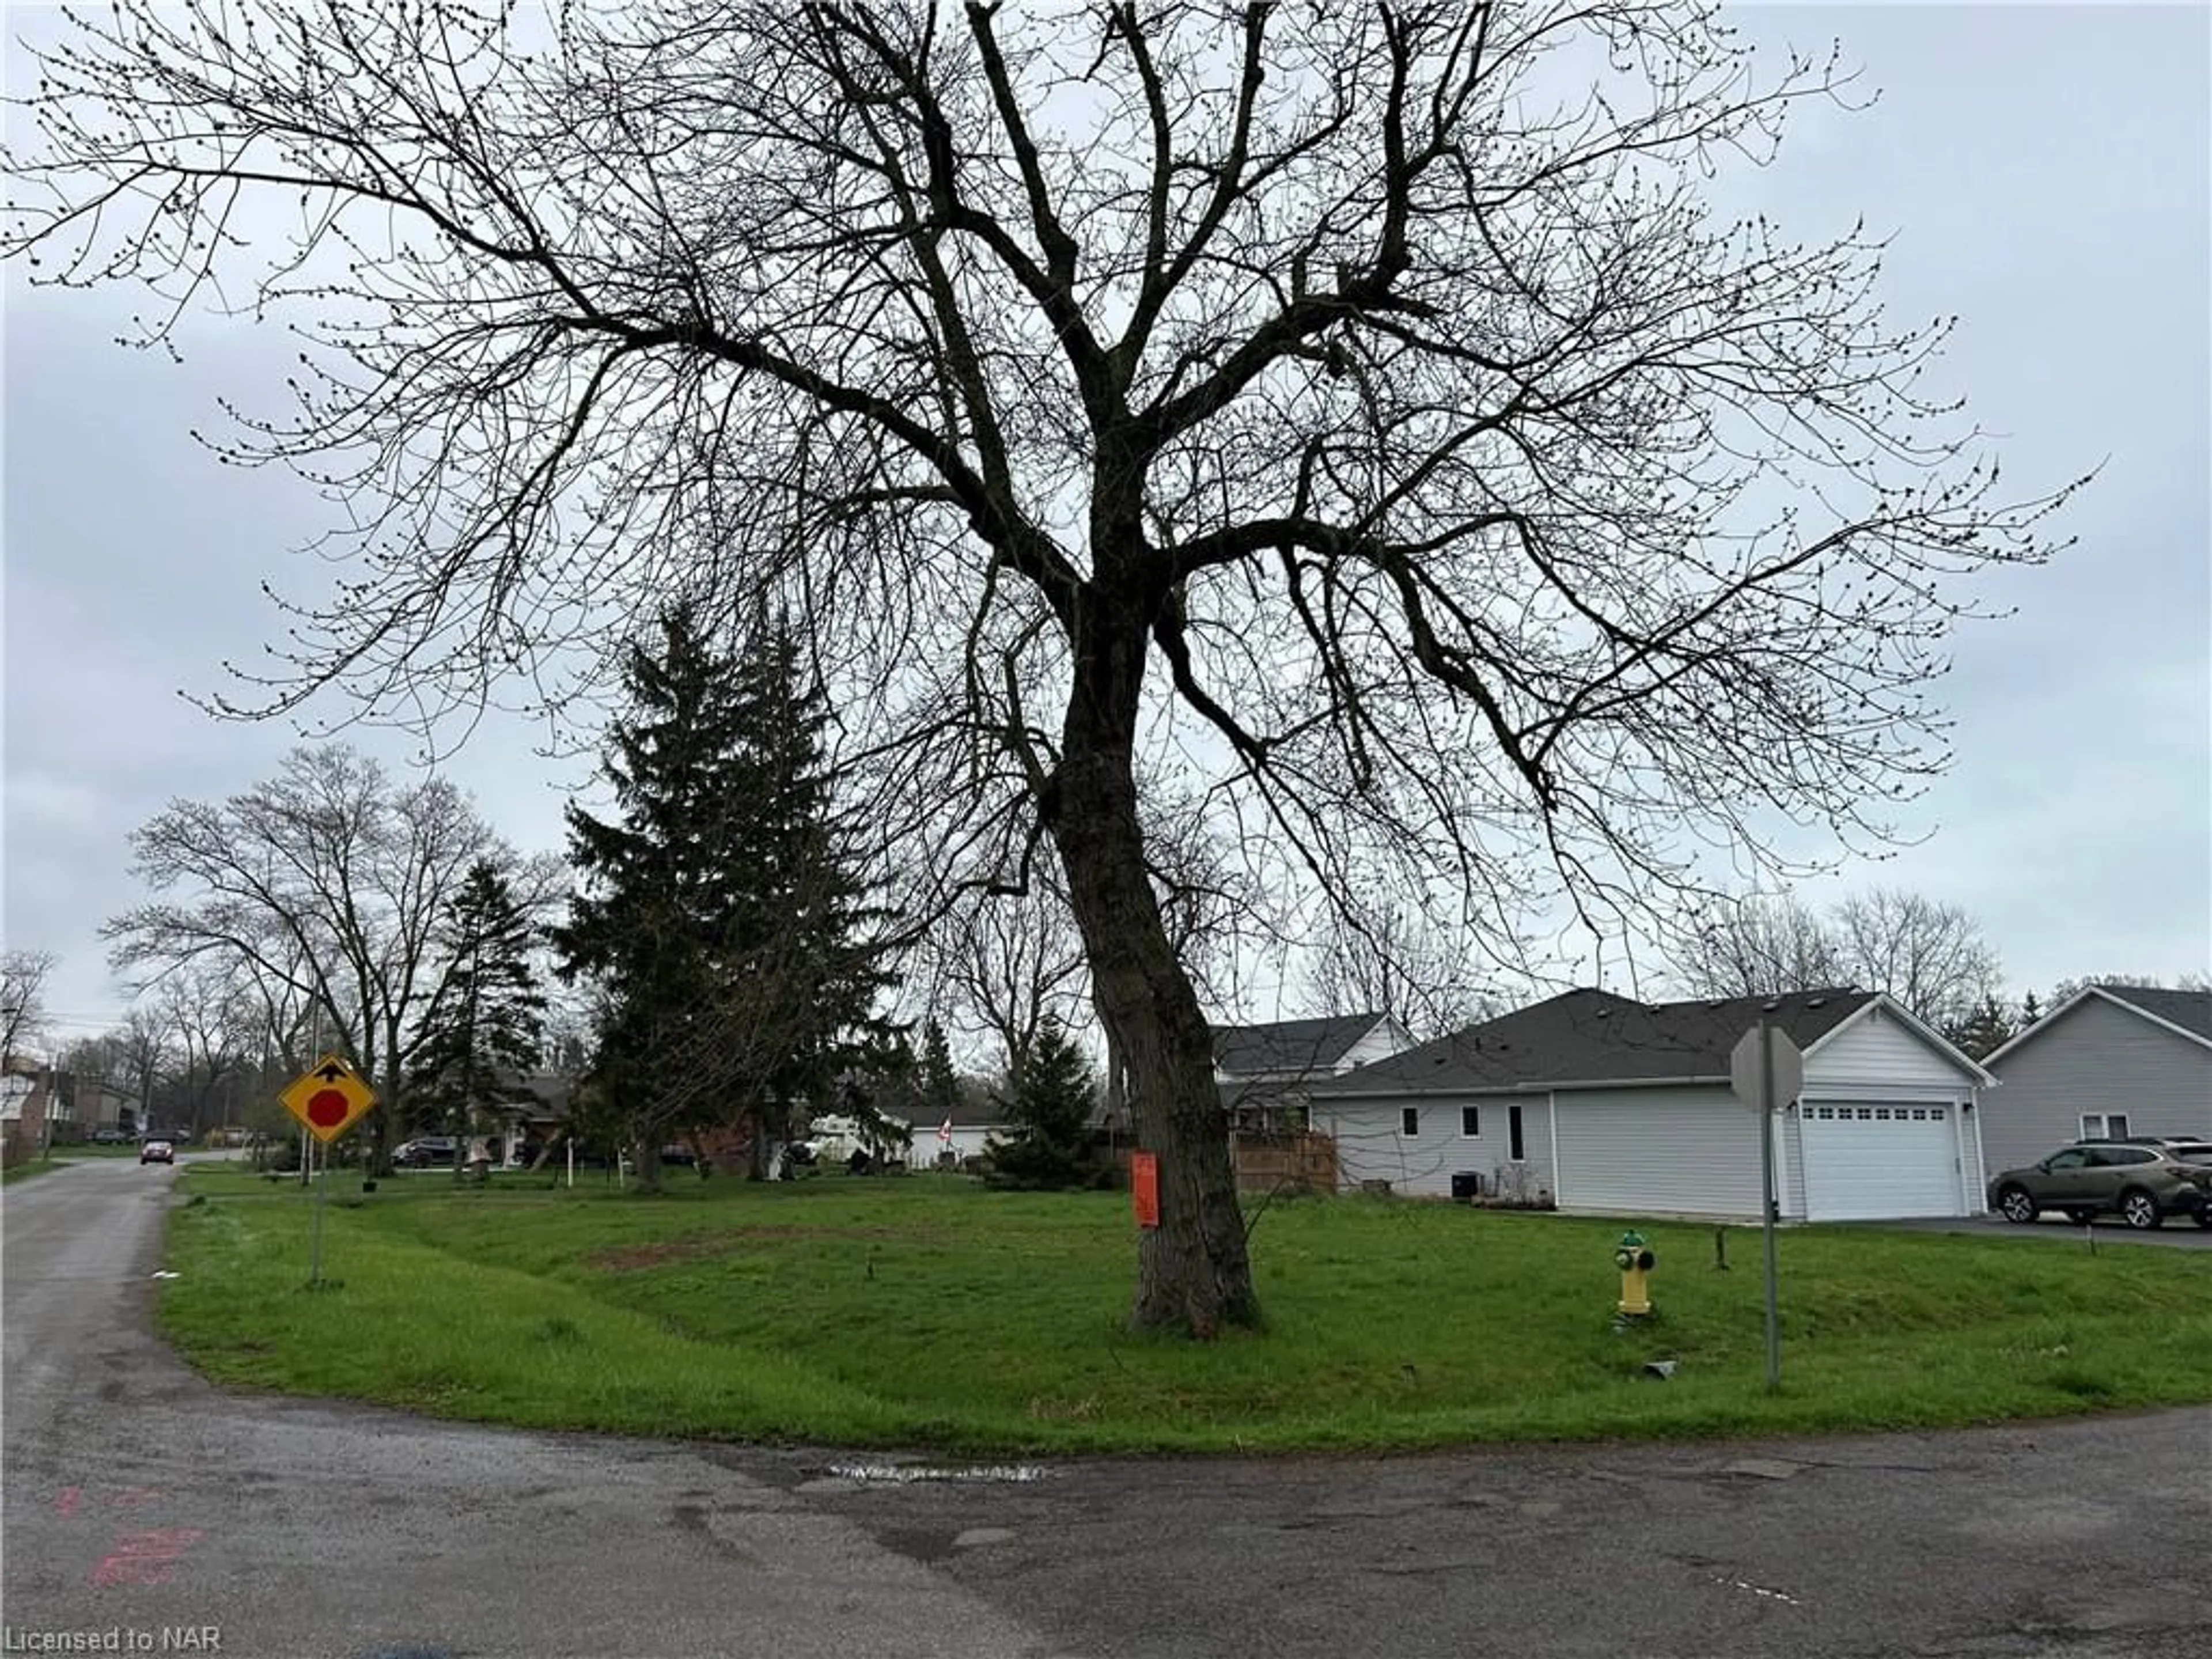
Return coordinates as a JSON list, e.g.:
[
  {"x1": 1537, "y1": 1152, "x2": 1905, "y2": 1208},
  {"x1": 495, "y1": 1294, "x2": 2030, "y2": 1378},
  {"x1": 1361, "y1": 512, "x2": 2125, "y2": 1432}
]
[{"x1": 1713, "y1": 1574, "x2": 1802, "y2": 1607}]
